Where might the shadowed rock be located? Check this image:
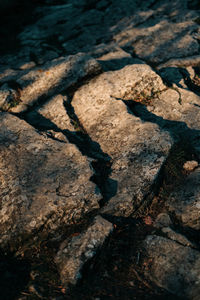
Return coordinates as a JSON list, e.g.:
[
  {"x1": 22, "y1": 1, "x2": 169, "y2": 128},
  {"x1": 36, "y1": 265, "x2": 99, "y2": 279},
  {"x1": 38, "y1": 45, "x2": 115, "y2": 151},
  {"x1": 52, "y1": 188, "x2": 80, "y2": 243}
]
[
  {"x1": 73, "y1": 64, "x2": 173, "y2": 216},
  {"x1": 0, "y1": 112, "x2": 101, "y2": 250},
  {"x1": 142, "y1": 235, "x2": 200, "y2": 300},
  {"x1": 55, "y1": 215, "x2": 113, "y2": 288}
]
